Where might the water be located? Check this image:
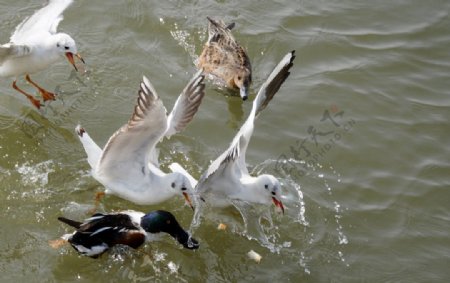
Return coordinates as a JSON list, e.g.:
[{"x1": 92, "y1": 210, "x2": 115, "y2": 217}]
[{"x1": 1, "y1": 0, "x2": 450, "y2": 282}]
